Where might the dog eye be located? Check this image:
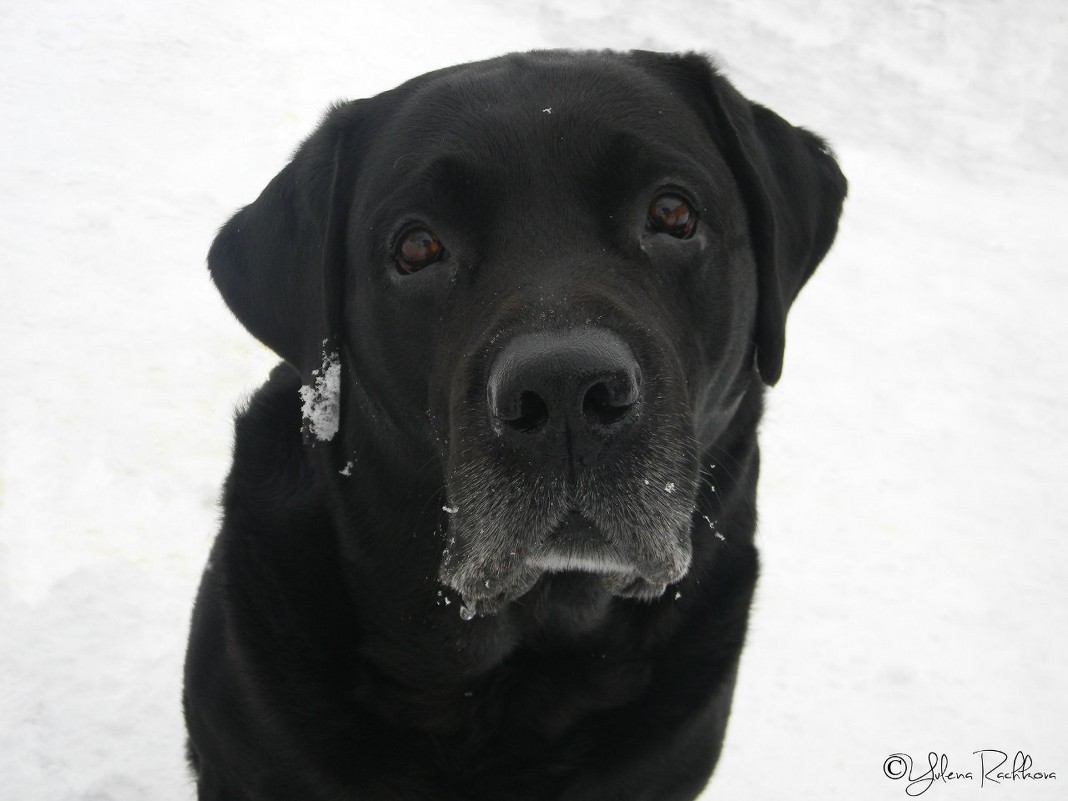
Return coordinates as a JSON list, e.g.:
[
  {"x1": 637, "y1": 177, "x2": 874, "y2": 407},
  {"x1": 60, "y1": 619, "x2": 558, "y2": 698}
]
[
  {"x1": 396, "y1": 228, "x2": 444, "y2": 273},
  {"x1": 646, "y1": 194, "x2": 696, "y2": 239}
]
